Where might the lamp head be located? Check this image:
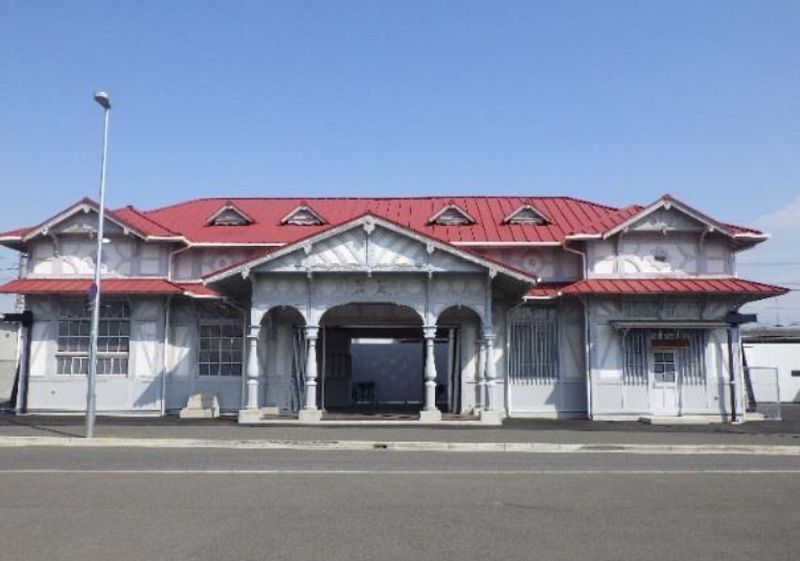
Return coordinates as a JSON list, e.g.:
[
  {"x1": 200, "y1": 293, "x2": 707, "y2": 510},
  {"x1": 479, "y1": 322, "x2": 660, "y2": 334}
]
[{"x1": 93, "y1": 91, "x2": 111, "y2": 109}]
